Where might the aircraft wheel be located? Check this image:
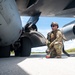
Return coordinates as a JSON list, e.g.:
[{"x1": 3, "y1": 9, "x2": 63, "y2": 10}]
[
  {"x1": 0, "y1": 46, "x2": 10, "y2": 57},
  {"x1": 21, "y1": 38, "x2": 31, "y2": 57},
  {"x1": 15, "y1": 48, "x2": 21, "y2": 56}
]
